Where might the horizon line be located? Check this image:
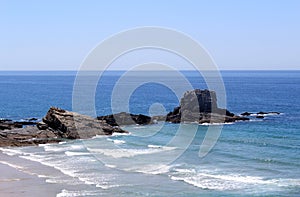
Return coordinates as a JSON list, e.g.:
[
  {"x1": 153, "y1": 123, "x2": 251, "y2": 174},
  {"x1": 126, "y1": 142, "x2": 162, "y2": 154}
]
[{"x1": 0, "y1": 69, "x2": 300, "y2": 72}]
